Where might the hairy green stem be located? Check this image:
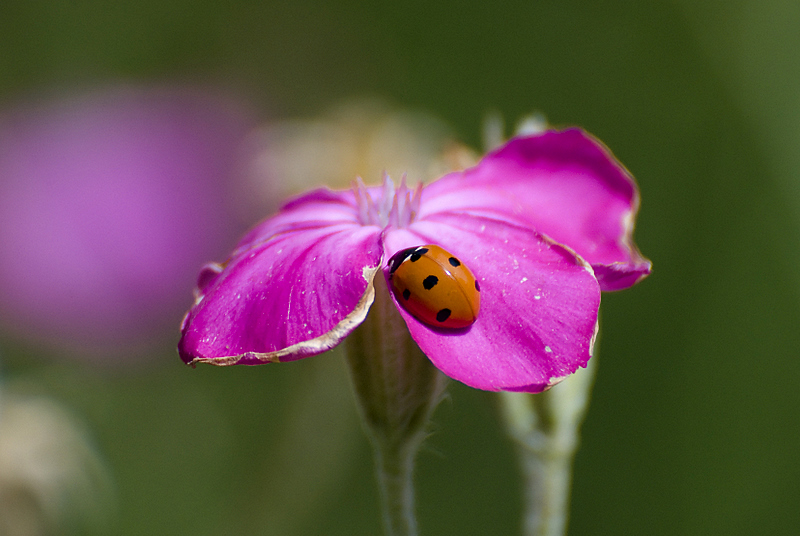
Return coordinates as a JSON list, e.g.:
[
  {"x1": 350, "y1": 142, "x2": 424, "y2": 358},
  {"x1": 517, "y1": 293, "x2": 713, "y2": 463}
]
[
  {"x1": 500, "y1": 354, "x2": 598, "y2": 536},
  {"x1": 345, "y1": 276, "x2": 447, "y2": 536},
  {"x1": 374, "y1": 441, "x2": 418, "y2": 536}
]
